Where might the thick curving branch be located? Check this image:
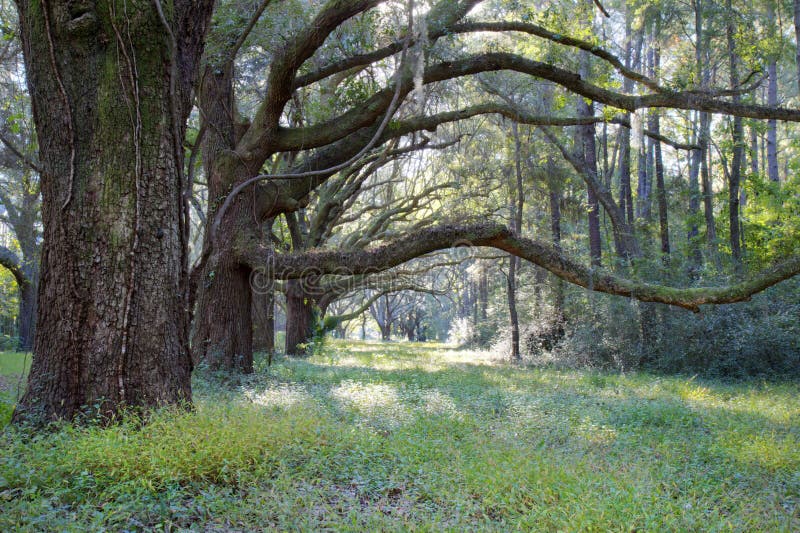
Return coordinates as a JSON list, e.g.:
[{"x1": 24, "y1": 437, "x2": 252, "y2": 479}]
[
  {"x1": 278, "y1": 52, "x2": 800, "y2": 152},
  {"x1": 0, "y1": 245, "x2": 30, "y2": 290},
  {"x1": 238, "y1": 0, "x2": 384, "y2": 159},
  {"x1": 293, "y1": 0, "x2": 482, "y2": 89},
  {"x1": 257, "y1": 223, "x2": 800, "y2": 312}
]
